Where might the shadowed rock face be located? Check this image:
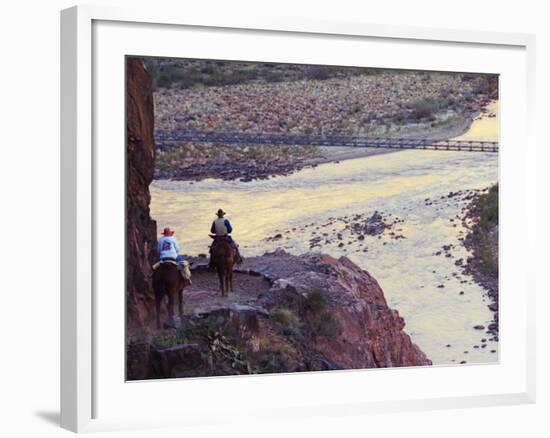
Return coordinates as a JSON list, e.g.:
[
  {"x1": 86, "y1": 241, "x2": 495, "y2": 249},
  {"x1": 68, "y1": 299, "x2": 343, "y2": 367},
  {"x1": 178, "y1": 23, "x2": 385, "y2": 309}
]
[{"x1": 126, "y1": 58, "x2": 157, "y2": 329}]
